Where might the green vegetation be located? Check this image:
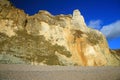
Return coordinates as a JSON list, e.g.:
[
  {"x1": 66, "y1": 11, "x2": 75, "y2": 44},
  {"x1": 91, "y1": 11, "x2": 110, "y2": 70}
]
[
  {"x1": 73, "y1": 30, "x2": 83, "y2": 38},
  {"x1": 86, "y1": 29, "x2": 103, "y2": 45},
  {"x1": 0, "y1": 30, "x2": 71, "y2": 65}
]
